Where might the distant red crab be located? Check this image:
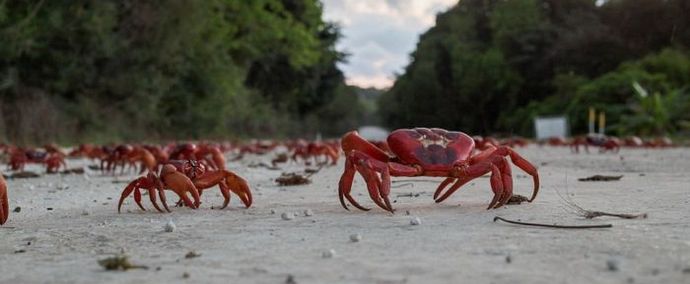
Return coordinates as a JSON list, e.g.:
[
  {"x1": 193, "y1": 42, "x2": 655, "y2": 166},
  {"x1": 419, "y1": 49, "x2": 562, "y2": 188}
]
[{"x1": 338, "y1": 128, "x2": 539, "y2": 212}]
